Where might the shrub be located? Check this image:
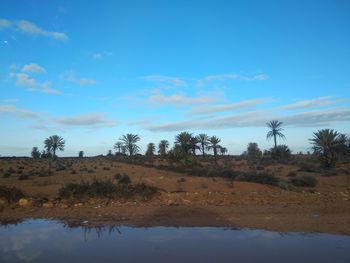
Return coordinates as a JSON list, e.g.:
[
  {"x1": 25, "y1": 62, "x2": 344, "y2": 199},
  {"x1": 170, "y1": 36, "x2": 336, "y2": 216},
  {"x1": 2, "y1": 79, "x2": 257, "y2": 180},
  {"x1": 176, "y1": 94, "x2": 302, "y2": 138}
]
[
  {"x1": 287, "y1": 171, "x2": 297, "y2": 177},
  {"x1": 245, "y1": 142, "x2": 262, "y2": 161},
  {"x1": 290, "y1": 175, "x2": 318, "y2": 187},
  {"x1": 0, "y1": 185, "x2": 25, "y2": 202},
  {"x1": 298, "y1": 163, "x2": 320, "y2": 173},
  {"x1": 58, "y1": 179, "x2": 158, "y2": 200},
  {"x1": 269, "y1": 145, "x2": 291, "y2": 160},
  {"x1": 18, "y1": 174, "x2": 29, "y2": 180},
  {"x1": 114, "y1": 173, "x2": 131, "y2": 184},
  {"x1": 236, "y1": 171, "x2": 279, "y2": 186}
]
